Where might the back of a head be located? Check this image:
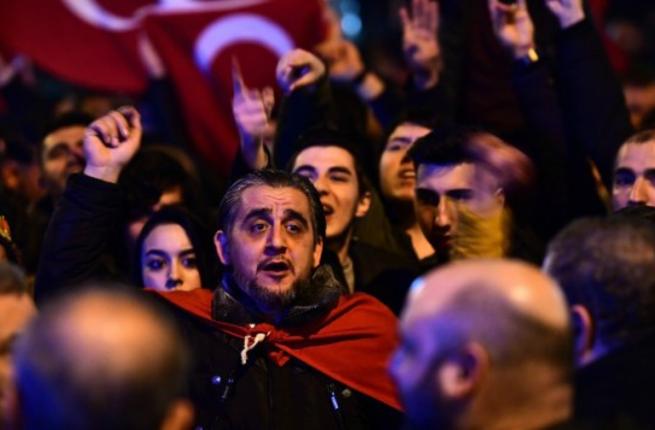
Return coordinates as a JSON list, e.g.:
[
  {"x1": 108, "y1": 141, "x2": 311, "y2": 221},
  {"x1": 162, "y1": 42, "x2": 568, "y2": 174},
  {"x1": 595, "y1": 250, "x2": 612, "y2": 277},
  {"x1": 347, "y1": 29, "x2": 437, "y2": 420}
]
[
  {"x1": 395, "y1": 260, "x2": 573, "y2": 429},
  {"x1": 12, "y1": 288, "x2": 190, "y2": 430},
  {"x1": 546, "y1": 217, "x2": 655, "y2": 350},
  {"x1": 415, "y1": 260, "x2": 572, "y2": 373}
]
